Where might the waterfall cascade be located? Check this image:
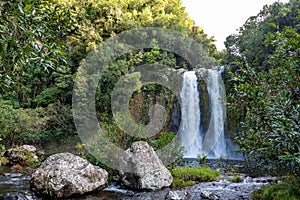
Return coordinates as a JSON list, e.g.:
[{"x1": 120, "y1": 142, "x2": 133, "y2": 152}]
[
  {"x1": 179, "y1": 68, "x2": 228, "y2": 159},
  {"x1": 179, "y1": 71, "x2": 203, "y2": 158}
]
